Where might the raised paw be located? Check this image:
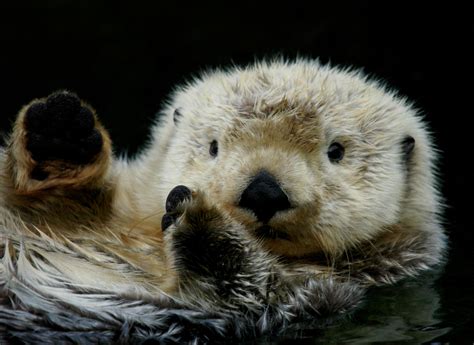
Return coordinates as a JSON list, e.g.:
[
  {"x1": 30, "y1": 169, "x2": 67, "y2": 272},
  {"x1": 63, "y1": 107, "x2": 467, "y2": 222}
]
[
  {"x1": 6, "y1": 90, "x2": 112, "y2": 191},
  {"x1": 24, "y1": 91, "x2": 103, "y2": 165},
  {"x1": 161, "y1": 185, "x2": 193, "y2": 232},
  {"x1": 161, "y1": 187, "x2": 272, "y2": 309}
]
